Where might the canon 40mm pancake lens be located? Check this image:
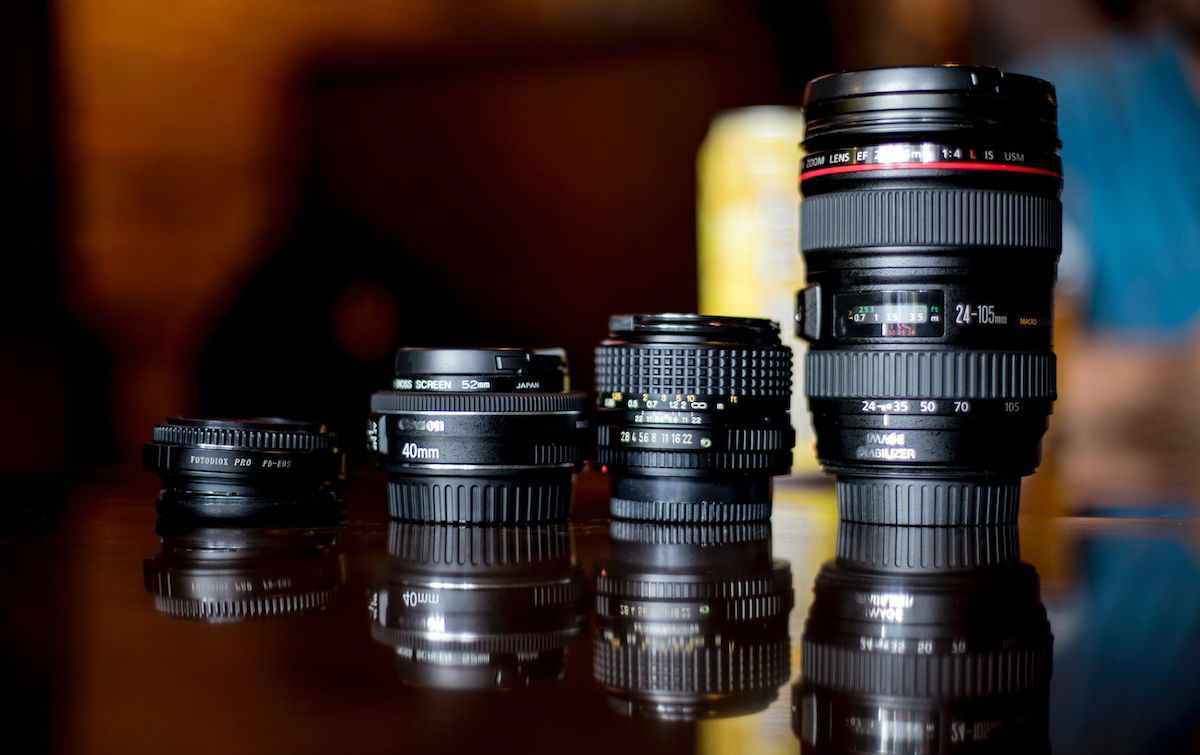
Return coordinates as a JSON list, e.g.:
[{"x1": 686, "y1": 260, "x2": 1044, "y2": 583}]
[
  {"x1": 594, "y1": 314, "x2": 795, "y2": 522},
  {"x1": 797, "y1": 66, "x2": 1062, "y2": 524},
  {"x1": 143, "y1": 418, "x2": 346, "y2": 519},
  {"x1": 368, "y1": 347, "x2": 589, "y2": 524}
]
